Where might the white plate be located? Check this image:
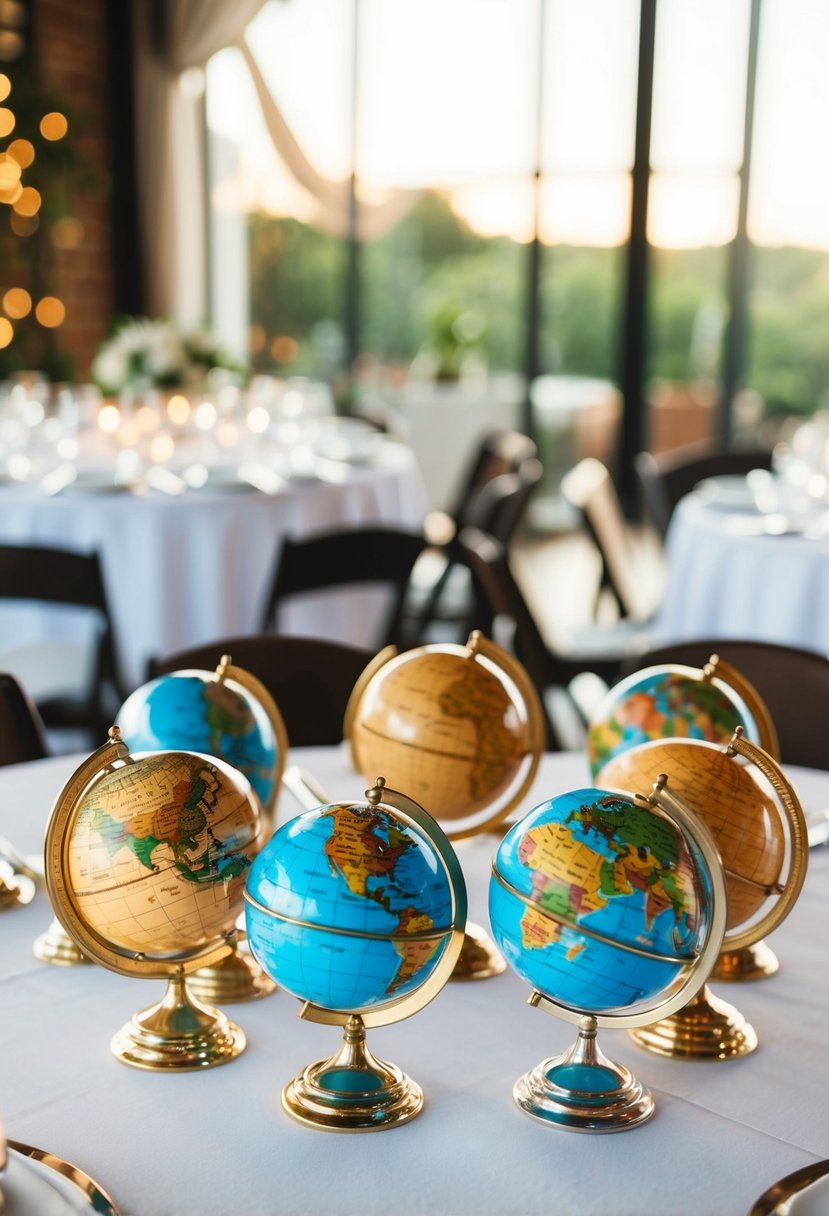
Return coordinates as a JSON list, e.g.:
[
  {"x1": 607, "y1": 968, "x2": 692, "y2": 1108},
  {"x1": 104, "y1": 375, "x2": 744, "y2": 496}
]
[{"x1": 695, "y1": 475, "x2": 760, "y2": 511}]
